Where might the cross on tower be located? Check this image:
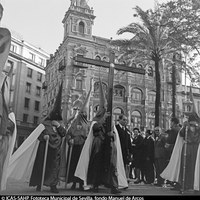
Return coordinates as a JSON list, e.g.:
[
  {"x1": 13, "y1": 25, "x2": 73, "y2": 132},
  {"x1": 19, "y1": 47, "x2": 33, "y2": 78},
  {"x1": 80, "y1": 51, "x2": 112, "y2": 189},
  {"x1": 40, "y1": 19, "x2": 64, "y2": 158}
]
[{"x1": 73, "y1": 51, "x2": 145, "y2": 132}]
